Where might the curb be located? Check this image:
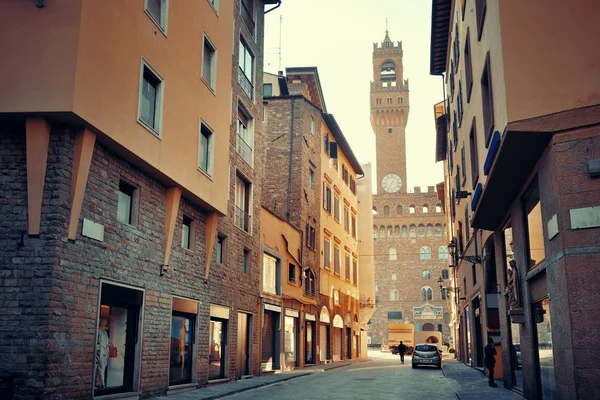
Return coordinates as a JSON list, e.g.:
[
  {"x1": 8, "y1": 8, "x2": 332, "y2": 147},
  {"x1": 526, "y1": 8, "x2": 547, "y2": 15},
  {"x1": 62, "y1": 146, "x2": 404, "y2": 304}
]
[{"x1": 197, "y1": 372, "x2": 313, "y2": 400}]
